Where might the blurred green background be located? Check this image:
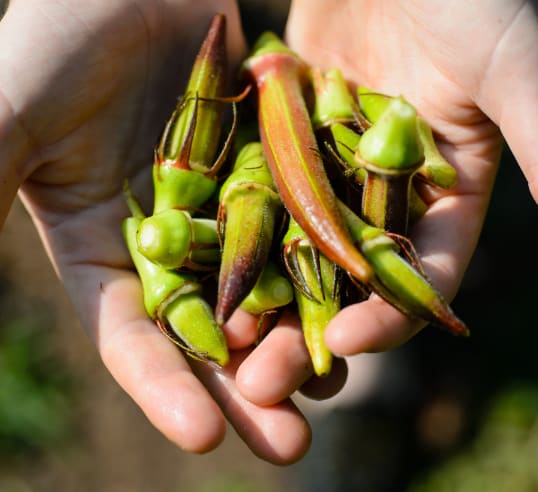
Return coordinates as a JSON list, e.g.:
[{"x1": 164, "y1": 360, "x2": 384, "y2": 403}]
[{"x1": 0, "y1": 1, "x2": 537, "y2": 491}]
